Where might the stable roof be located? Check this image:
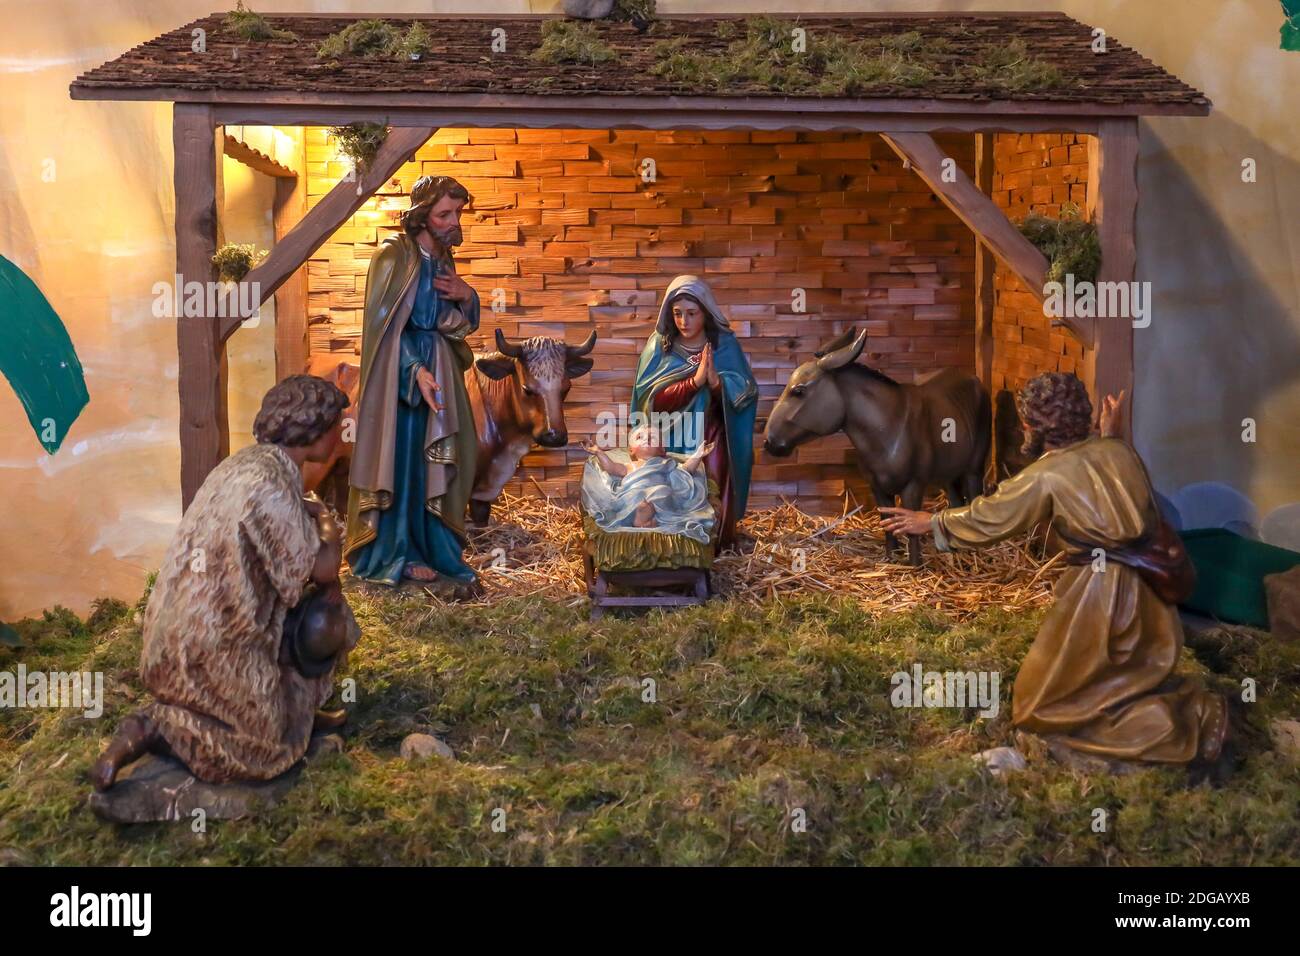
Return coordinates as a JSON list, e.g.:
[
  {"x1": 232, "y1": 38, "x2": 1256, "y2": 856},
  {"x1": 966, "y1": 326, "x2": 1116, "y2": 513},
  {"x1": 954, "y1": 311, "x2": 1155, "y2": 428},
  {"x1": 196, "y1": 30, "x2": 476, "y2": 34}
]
[{"x1": 70, "y1": 12, "x2": 1210, "y2": 117}]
